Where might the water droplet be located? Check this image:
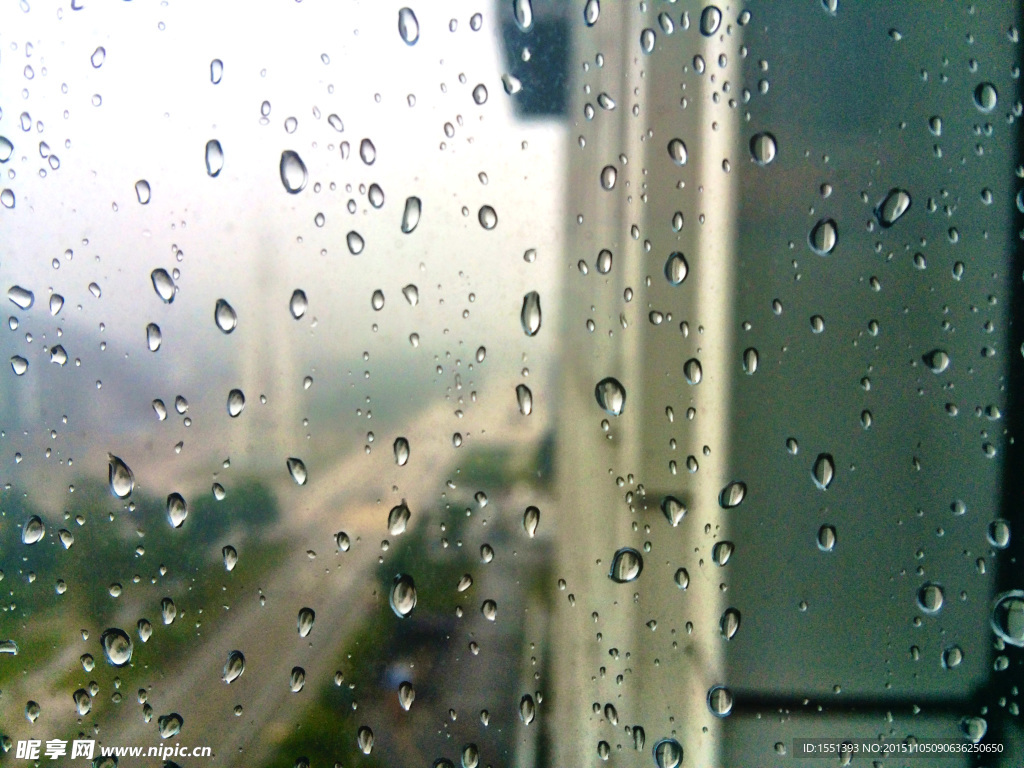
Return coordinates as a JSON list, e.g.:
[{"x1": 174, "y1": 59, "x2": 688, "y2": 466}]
[
  {"x1": 667, "y1": 138, "x2": 687, "y2": 165},
  {"x1": 215, "y1": 298, "x2": 237, "y2": 333},
  {"x1": 661, "y1": 496, "x2": 686, "y2": 527},
  {"x1": 279, "y1": 150, "x2": 307, "y2": 194},
  {"x1": 521, "y1": 291, "x2": 542, "y2": 336},
  {"x1": 742, "y1": 347, "x2": 759, "y2": 375},
  {"x1": 942, "y1": 645, "x2": 963, "y2": 669},
  {"x1": 516, "y1": 384, "x2": 533, "y2": 415},
  {"x1": 21, "y1": 514, "x2": 44, "y2": 545},
  {"x1": 1, "y1": 189, "x2": 15, "y2": 209},
  {"x1": 210, "y1": 58, "x2": 223, "y2": 84},
  {"x1": 297, "y1": 607, "x2": 315, "y2": 637},
  {"x1": 991, "y1": 591, "x2": 1024, "y2": 646},
  {"x1": 719, "y1": 481, "x2": 746, "y2": 509},
  {"x1": 481, "y1": 599, "x2": 497, "y2": 621},
  {"x1": 152, "y1": 399, "x2": 167, "y2": 421},
  {"x1": 108, "y1": 454, "x2": 134, "y2": 498},
  {"x1": 720, "y1": 608, "x2": 741, "y2": 639},
  {"x1": 811, "y1": 453, "x2": 834, "y2": 490},
  {"x1": 928, "y1": 115, "x2": 942, "y2": 136},
  {"x1": 205, "y1": 139, "x2": 224, "y2": 177},
  {"x1": 100, "y1": 628, "x2": 133, "y2": 666},
  {"x1": 608, "y1": 547, "x2": 643, "y2": 583},
  {"x1": 652, "y1": 738, "x2": 683, "y2": 768},
  {"x1": 749, "y1": 132, "x2": 777, "y2": 165},
  {"x1": 521, "y1": 505, "x2": 541, "y2": 537},
  {"x1": 594, "y1": 377, "x2": 626, "y2": 416},
  {"x1": 394, "y1": 437, "x2": 410, "y2": 466},
  {"x1": 707, "y1": 685, "x2": 733, "y2": 716},
  {"x1": 289, "y1": 289, "x2": 307, "y2": 319},
  {"x1": 8, "y1": 285, "x2": 34, "y2": 309},
  {"x1": 924, "y1": 349, "x2": 950, "y2": 373},
  {"x1": 347, "y1": 231, "x2": 365, "y2": 255},
  {"x1": 90, "y1": 46, "x2": 106, "y2": 68},
  {"x1": 640, "y1": 28, "x2": 656, "y2": 54},
  {"x1": 398, "y1": 681, "x2": 415, "y2": 710},
  {"x1": 49, "y1": 294, "x2": 64, "y2": 315},
  {"x1": 359, "y1": 138, "x2": 376, "y2": 165},
  {"x1": 10, "y1": 355, "x2": 28, "y2": 375},
  {"x1": 661, "y1": 253, "x2": 689, "y2": 286},
  {"x1": 472, "y1": 83, "x2": 489, "y2": 105},
  {"x1": 398, "y1": 7, "x2": 420, "y2": 45},
  {"x1": 227, "y1": 389, "x2": 245, "y2": 417},
  {"x1": 390, "y1": 573, "x2": 417, "y2": 618},
  {"x1": 336, "y1": 531, "x2": 351, "y2": 552},
  {"x1": 161, "y1": 597, "x2": 177, "y2": 626},
  {"x1": 712, "y1": 541, "x2": 734, "y2": 566},
  {"x1": 73, "y1": 688, "x2": 92, "y2": 716},
  {"x1": 875, "y1": 188, "x2": 912, "y2": 228},
  {"x1": 48, "y1": 345, "x2": 67, "y2": 366},
  {"x1": 289, "y1": 667, "x2": 305, "y2": 692},
  {"x1": 584, "y1": 0, "x2": 600, "y2": 26},
  {"x1": 400, "y1": 196, "x2": 422, "y2": 234},
  {"x1": 357, "y1": 726, "x2": 374, "y2": 755},
  {"x1": 917, "y1": 582, "x2": 944, "y2": 614},
  {"x1": 166, "y1": 493, "x2": 187, "y2": 528},
  {"x1": 151, "y1": 269, "x2": 175, "y2": 303},
  {"x1": 817, "y1": 524, "x2": 836, "y2": 552},
  {"x1": 462, "y1": 743, "x2": 479, "y2": 768},
  {"x1": 519, "y1": 693, "x2": 536, "y2": 724},
  {"x1": 808, "y1": 218, "x2": 838, "y2": 255},
  {"x1": 659, "y1": 12, "x2": 675, "y2": 34},
  {"x1": 700, "y1": 5, "x2": 722, "y2": 36},
  {"x1": 222, "y1": 545, "x2": 238, "y2": 571},
  {"x1": 478, "y1": 205, "x2": 498, "y2": 230},
  {"x1": 683, "y1": 358, "x2": 702, "y2": 385},
  {"x1": 287, "y1": 457, "x2": 307, "y2": 485},
  {"x1": 502, "y1": 73, "x2": 523, "y2": 95},
  {"x1": 221, "y1": 650, "x2": 245, "y2": 684},
  {"x1": 134, "y1": 179, "x2": 151, "y2": 205},
  {"x1": 960, "y1": 716, "x2": 988, "y2": 744},
  {"x1": 513, "y1": 0, "x2": 533, "y2": 31},
  {"x1": 974, "y1": 82, "x2": 998, "y2": 112},
  {"x1": 600, "y1": 165, "x2": 617, "y2": 190},
  {"x1": 364, "y1": 184, "x2": 385, "y2": 210},
  {"x1": 0, "y1": 136, "x2": 12, "y2": 163},
  {"x1": 987, "y1": 519, "x2": 1010, "y2": 549},
  {"x1": 388, "y1": 502, "x2": 411, "y2": 535},
  {"x1": 146, "y1": 323, "x2": 162, "y2": 352}
]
